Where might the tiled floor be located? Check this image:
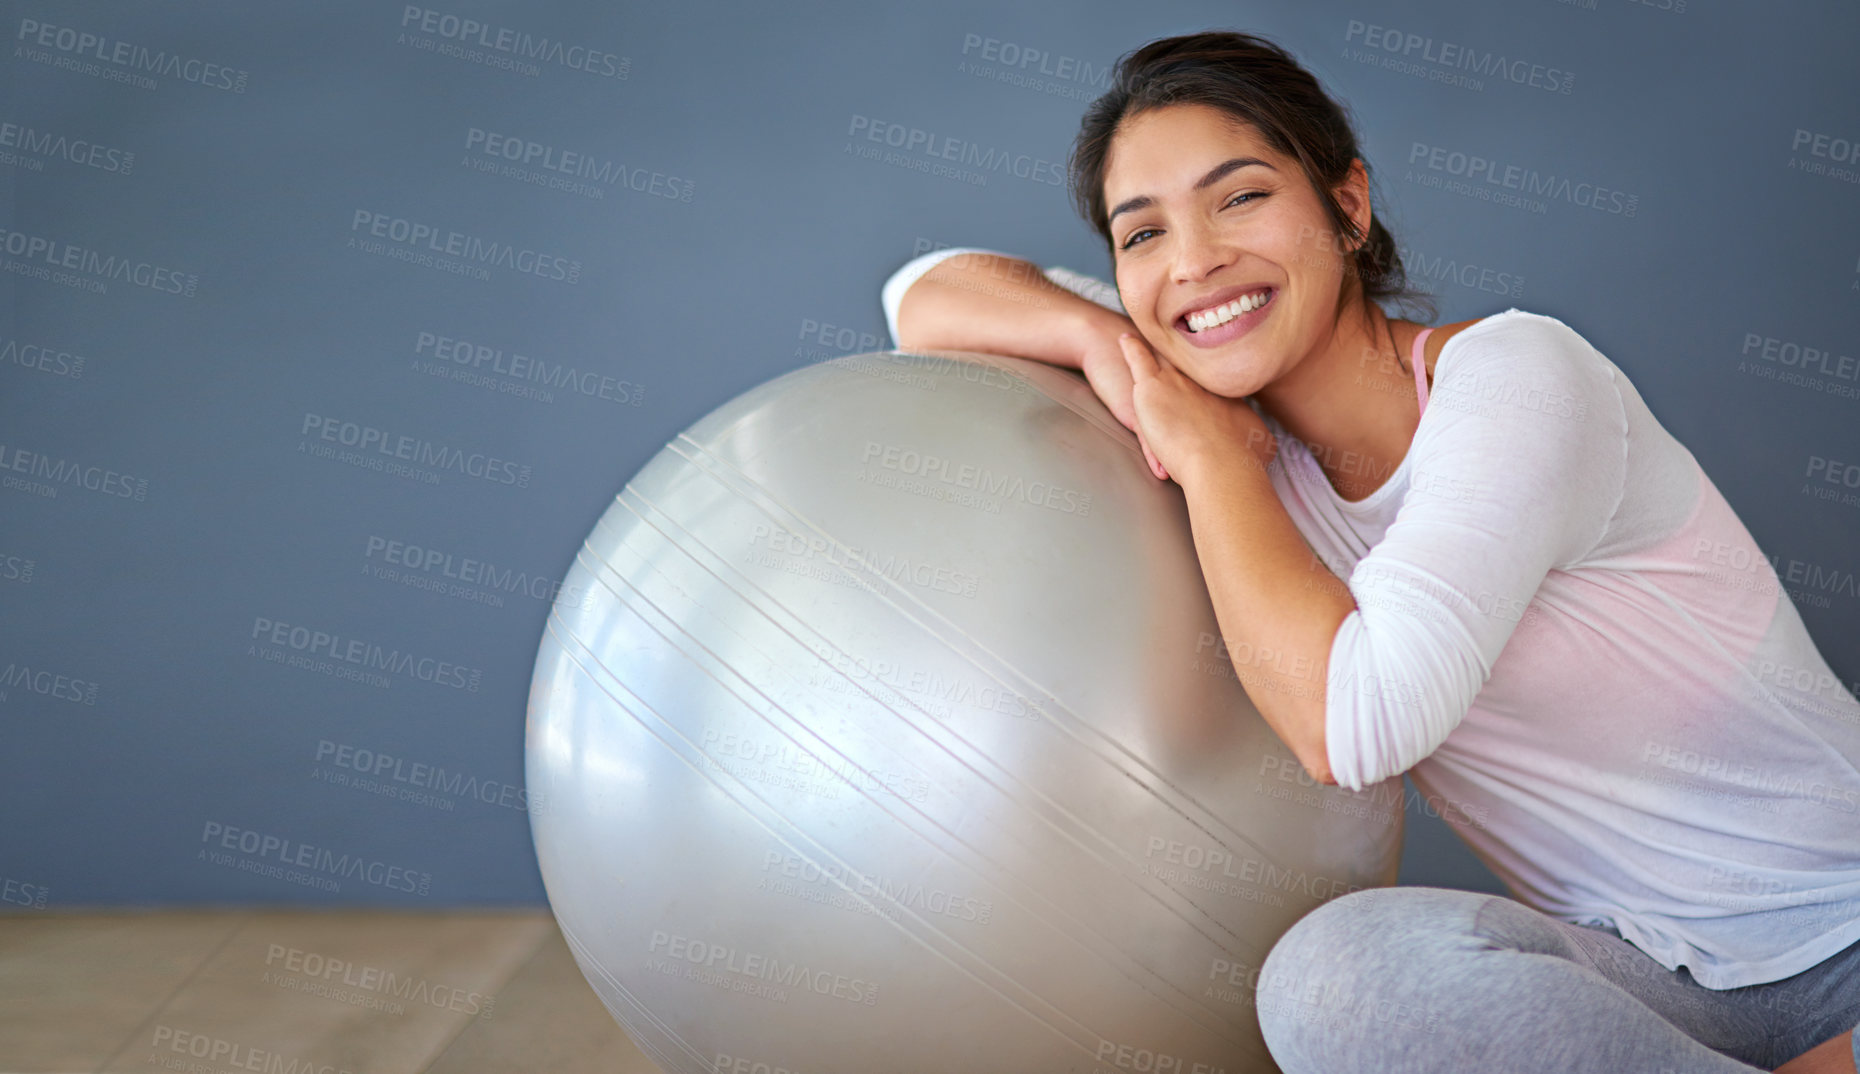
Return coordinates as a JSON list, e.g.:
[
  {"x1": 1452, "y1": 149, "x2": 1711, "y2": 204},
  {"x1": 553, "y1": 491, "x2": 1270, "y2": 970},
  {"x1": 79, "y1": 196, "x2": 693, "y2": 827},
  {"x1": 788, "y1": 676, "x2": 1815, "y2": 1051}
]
[{"x1": 0, "y1": 911, "x2": 654, "y2": 1074}]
